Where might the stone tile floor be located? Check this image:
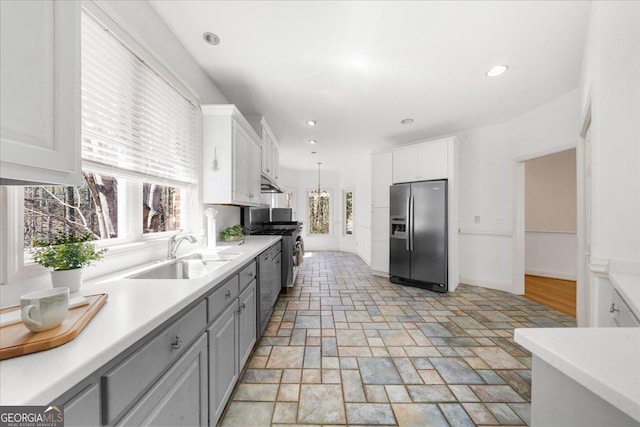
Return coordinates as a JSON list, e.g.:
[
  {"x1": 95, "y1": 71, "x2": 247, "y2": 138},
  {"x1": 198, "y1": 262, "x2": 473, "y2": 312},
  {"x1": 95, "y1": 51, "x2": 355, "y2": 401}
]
[{"x1": 219, "y1": 251, "x2": 575, "y2": 426}]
